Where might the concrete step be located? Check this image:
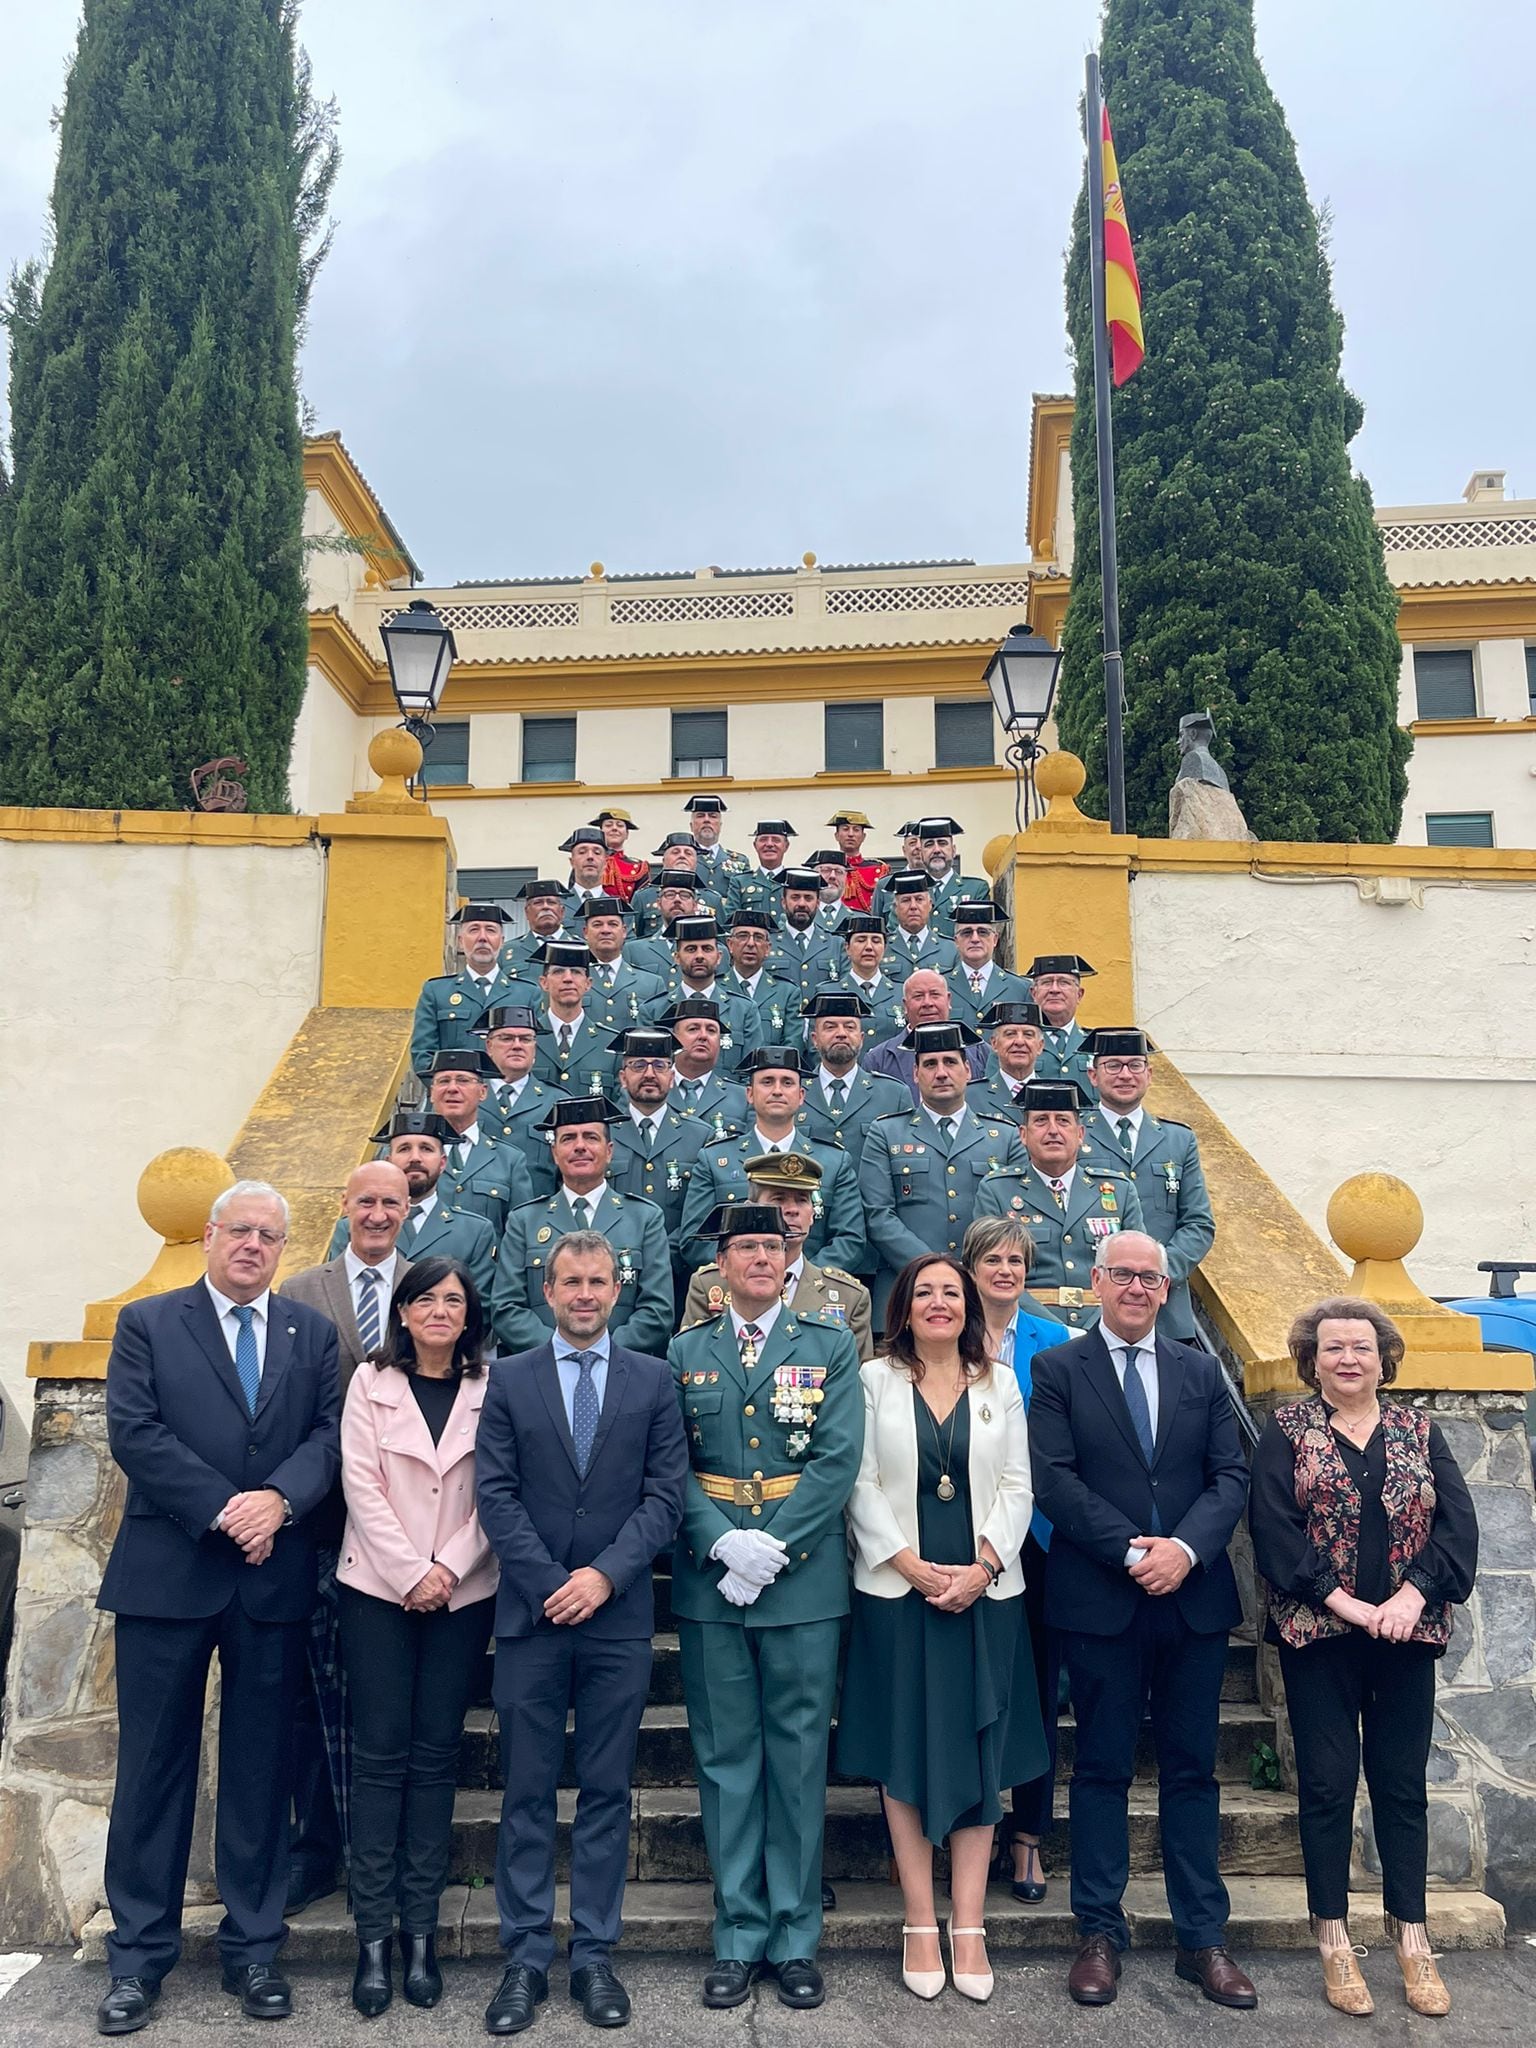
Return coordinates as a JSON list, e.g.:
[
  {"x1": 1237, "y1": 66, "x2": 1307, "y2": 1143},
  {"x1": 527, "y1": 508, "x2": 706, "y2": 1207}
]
[
  {"x1": 82, "y1": 1880, "x2": 1505, "y2": 1964},
  {"x1": 443, "y1": 1782, "x2": 1306, "y2": 1887},
  {"x1": 457, "y1": 1699, "x2": 1279, "y2": 1793}
]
